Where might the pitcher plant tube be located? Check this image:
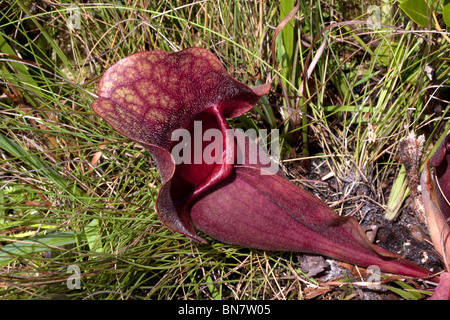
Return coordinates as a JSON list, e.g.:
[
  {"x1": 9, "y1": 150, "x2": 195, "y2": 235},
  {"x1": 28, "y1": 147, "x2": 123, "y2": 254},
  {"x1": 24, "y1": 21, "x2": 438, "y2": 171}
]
[
  {"x1": 421, "y1": 130, "x2": 450, "y2": 270},
  {"x1": 421, "y1": 129, "x2": 450, "y2": 298},
  {"x1": 92, "y1": 47, "x2": 434, "y2": 279}
]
